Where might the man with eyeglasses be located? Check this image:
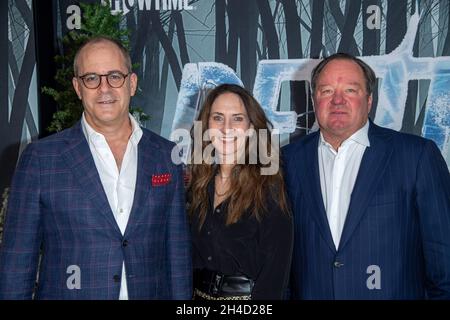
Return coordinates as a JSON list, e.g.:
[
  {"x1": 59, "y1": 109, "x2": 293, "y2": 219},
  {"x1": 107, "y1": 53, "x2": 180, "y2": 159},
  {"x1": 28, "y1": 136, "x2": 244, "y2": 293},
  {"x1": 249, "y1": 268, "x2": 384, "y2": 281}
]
[{"x1": 0, "y1": 36, "x2": 192, "y2": 300}]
